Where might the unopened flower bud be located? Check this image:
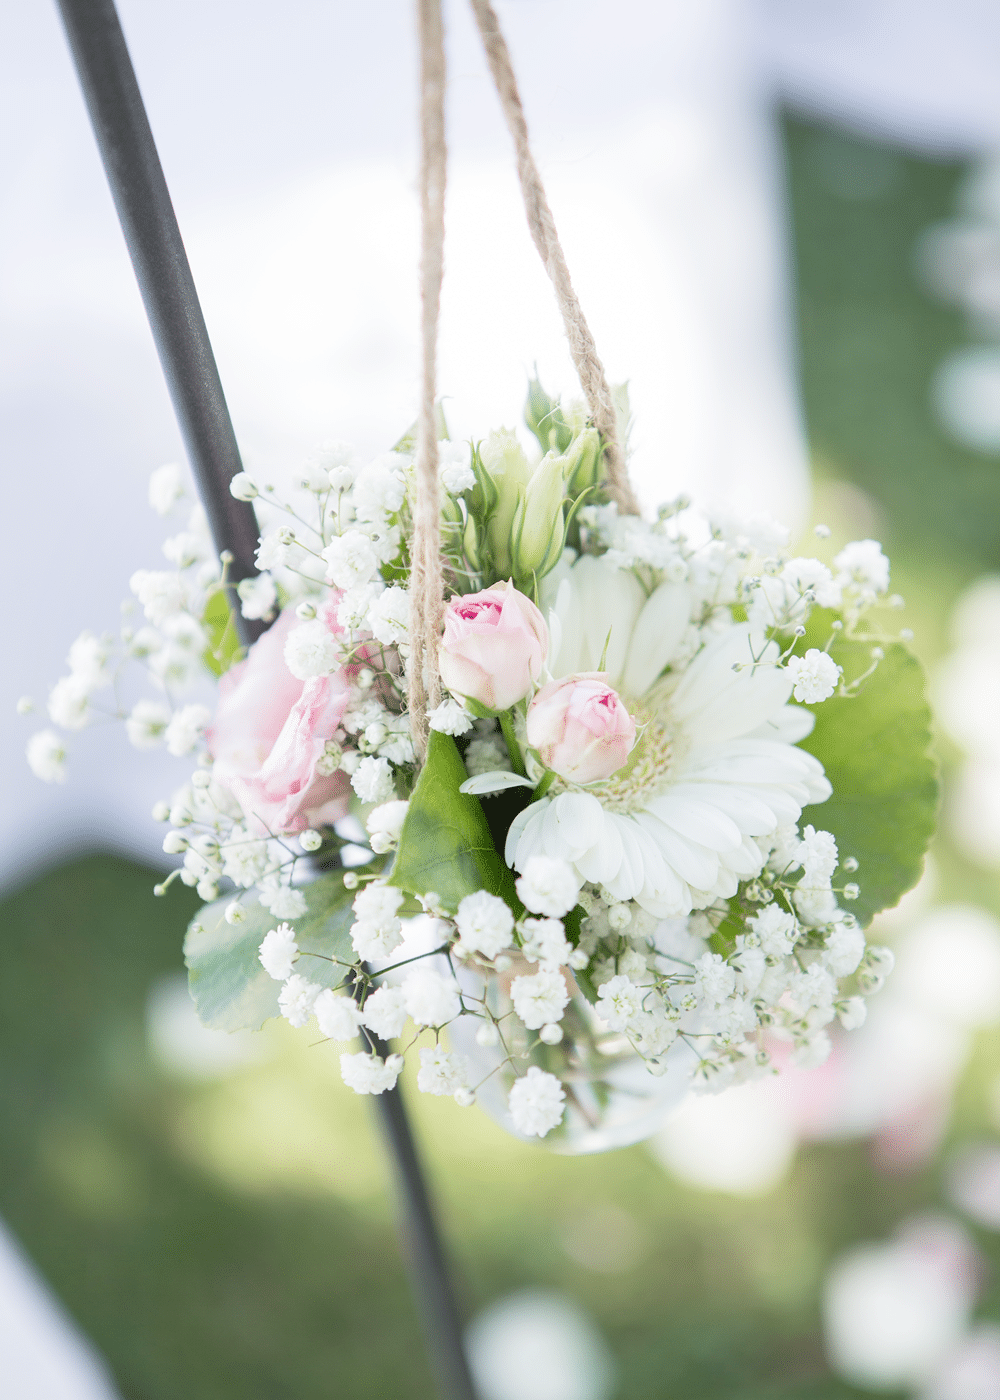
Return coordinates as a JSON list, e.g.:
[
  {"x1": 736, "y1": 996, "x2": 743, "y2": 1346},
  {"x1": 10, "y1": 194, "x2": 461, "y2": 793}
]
[
  {"x1": 843, "y1": 882, "x2": 860, "y2": 900},
  {"x1": 225, "y1": 900, "x2": 247, "y2": 925},
  {"x1": 162, "y1": 831, "x2": 188, "y2": 855},
  {"x1": 364, "y1": 722, "x2": 387, "y2": 748},
  {"x1": 191, "y1": 769, "x2": 211, "y2": 789},
  {"x1": 568, "y1": 948, "x2": 590, "y2": 970},
  {"x1": 475, "y1": 1021, "x2": 499, "y2": 1047},
  {"x1": 16, "y1": 696, "x2": 34, "y2": 715},
  {"x1": 229, "y1": 473, "x2": 258, "y2": 501},
  {"x1": 454, "y1": 1088, "x2": 475, "y2": 1107},
  {"x1": 197, "y1": 880, "x2": 219, "y2": 902},
  {"x1": 870, "y1": 646, "x2": 884, "y2": 660},
  {"x1": 153, "y1": 883, "x2": 167, "y2": 897},
  {"x1": 539, "y1": 1022, "x2": 563, "y2": 1045},
  {"x1": 296, "y1": 600, "x2": 317, "y2": 621},
  {"x1": 299, "y1": 829, "x2": 323, "y2": 852},
  {"x1": 343, "y1": 872, "x2": 359, "y2": 890},
  {"x1": 357, "y1": 668, "x2": 375, "y2": 690},
  {"x1": 607, "y1": 903, "x2": 632, "y2": 931},
  {"x1": 385, "y1": 1053, "x2": 404, "y2": 1074},
  {"x1": 169, "y1": 804, "x2": 193, "y2": 827},
  {"x1": 315, "y1": 739, "x2": 343, "y2": 776},
  {"x1": 842, "y1": 856, "x2": 859, "y2": 873},
  {"x1": 814, "y1": 524, "x2": 831, "y2": 538},
  {"x1": 511, "y1": 453, "x2": 566, "y2": 582},
  {"x1": 563, "y1": 426, "x2": 602, "y2": 498},
  {"x1": 152, "y1": 800, "x2": 171, "y2": 822}
]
